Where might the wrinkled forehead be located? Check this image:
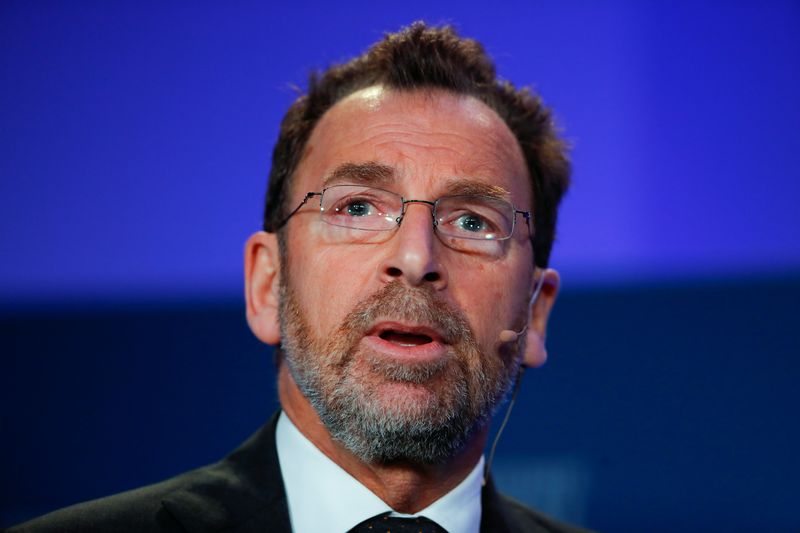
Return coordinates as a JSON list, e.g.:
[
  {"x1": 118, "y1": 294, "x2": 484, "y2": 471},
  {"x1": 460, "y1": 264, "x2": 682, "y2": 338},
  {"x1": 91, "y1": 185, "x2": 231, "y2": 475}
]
[{"x1": 293, "y1": 86, "x2": 531, "y2": 206}]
